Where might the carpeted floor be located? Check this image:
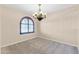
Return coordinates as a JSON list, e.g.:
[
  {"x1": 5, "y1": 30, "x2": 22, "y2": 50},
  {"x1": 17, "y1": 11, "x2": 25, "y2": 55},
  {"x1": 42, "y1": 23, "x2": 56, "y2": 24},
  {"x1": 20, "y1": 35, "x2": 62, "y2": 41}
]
[{"x1": 1, "y1": 37, "x2": 78, "y2": 54}]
